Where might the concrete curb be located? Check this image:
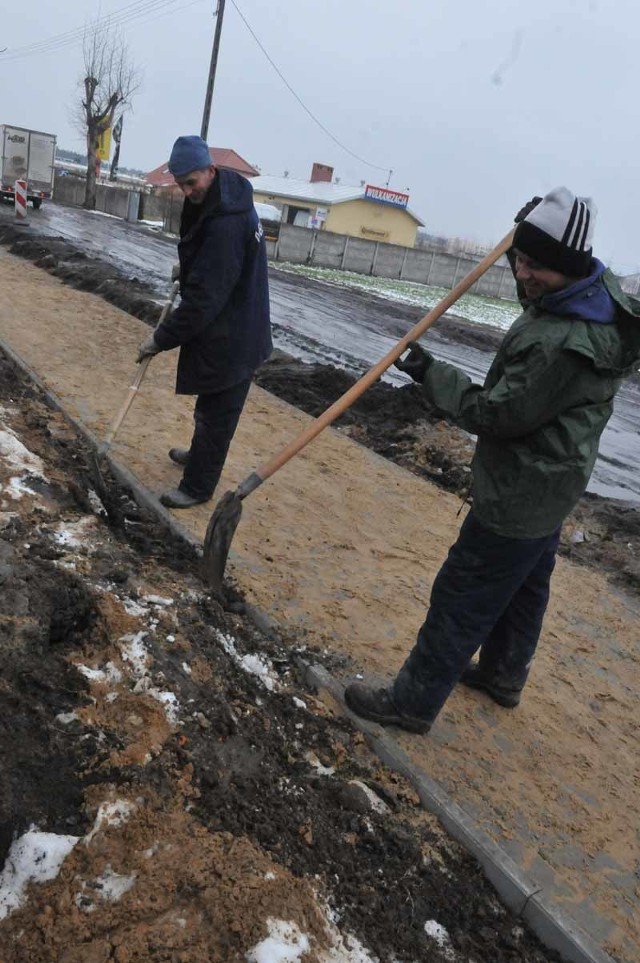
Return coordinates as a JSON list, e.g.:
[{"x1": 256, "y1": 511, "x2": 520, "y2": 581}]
[
  {"x1": 0, "y1": 336, "x2": 204, "y2": 554},
  {"x1": 304, "y1": 663, "x2": 616, "y2": 963},
  {"x1": 0, "y1": 335, "x2": 616, "y2": 963}
]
